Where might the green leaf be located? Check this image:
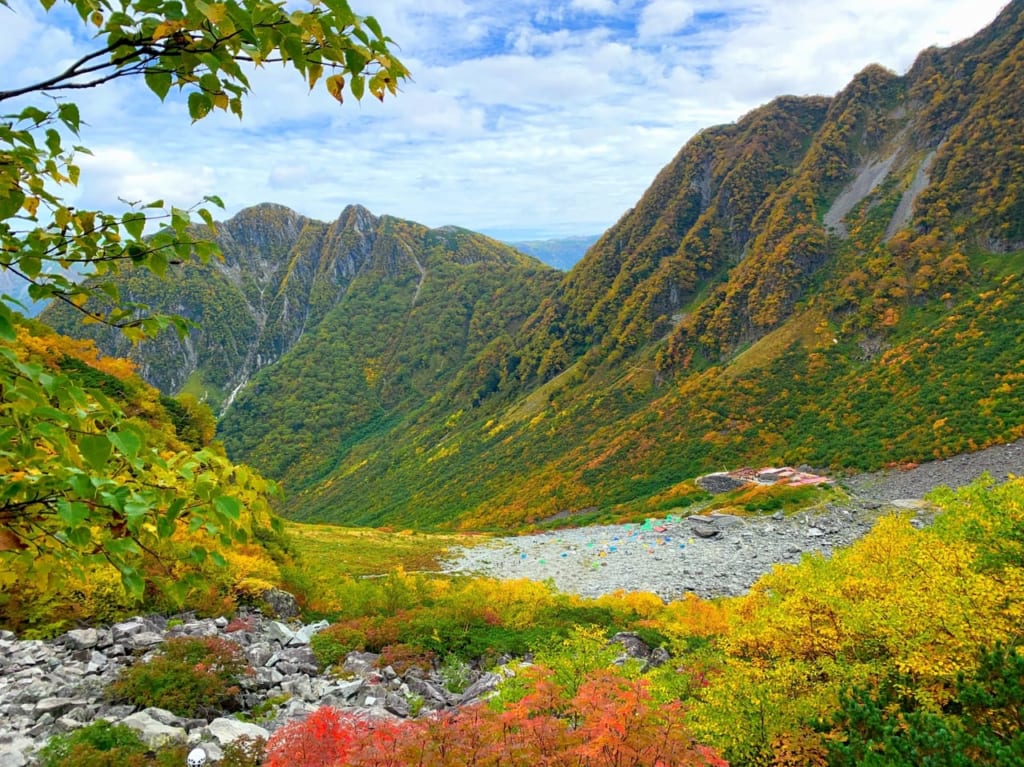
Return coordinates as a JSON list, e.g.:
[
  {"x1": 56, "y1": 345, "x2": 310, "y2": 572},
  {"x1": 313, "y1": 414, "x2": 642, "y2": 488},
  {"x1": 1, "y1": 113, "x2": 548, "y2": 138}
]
[
  {"x1": 122, "y1": 211, "x2": 146, "y2": 240},
  {"x1": 66, "y1": 526, "x2": 92, "y2": 547},
  {"x1": 69, "y1": 473, "x2": 93, "y2": 498},
  {"x1": 165, "y1": 497, "x2": 186, "y2": 522},
  {"x1": 322, "y1": 0, "x2": 355, "y2": 24},
  {"x1": 281, "y1": 35, "x2": 305, "y2": 66},
  {"x1": 19, "y1": 255, "x2": 41, "y2": 278},
  {"x1": 108, "y1": 428, "x2": 142, "y2": 459},
  {"x1": 79, "y1": 434, "x2": 112, "y2": 471},
  {"x1": 0, "y1": 311, "x2": 15, "y2": 342},
  {"x1": 57, "y1": 500, "x2": 90, "y2": 527},
  {"x1": 121, "y1": 570, "x2": 145, "y2": 597},
  {"x1": 214, "y1": 495, "x2": 242, "y2": 521},
  {"x1": 349, "y1": 73, "x2": 365, "y2": 101},
  {"x1": 364, "y1": 15, "x2": 383, "y2": 40},
  {"x1": 188, "y1": 91, "x2": 213, "y2": 121},
  {"x1": 145, "y1": 69, "x2": 173, "y2": 100},
  {"x1": 209, "y1": 550, "x2": 227, "y2": 567},
  {"x1": 57, "y1": 102, "x2": 81, "y2": 133},
  {"x1": 124, "y1": 498, "x2": 150, "y2": 519},
  {"x1": 0, "y1": 189, "x2": 26, "y2": 220}
]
